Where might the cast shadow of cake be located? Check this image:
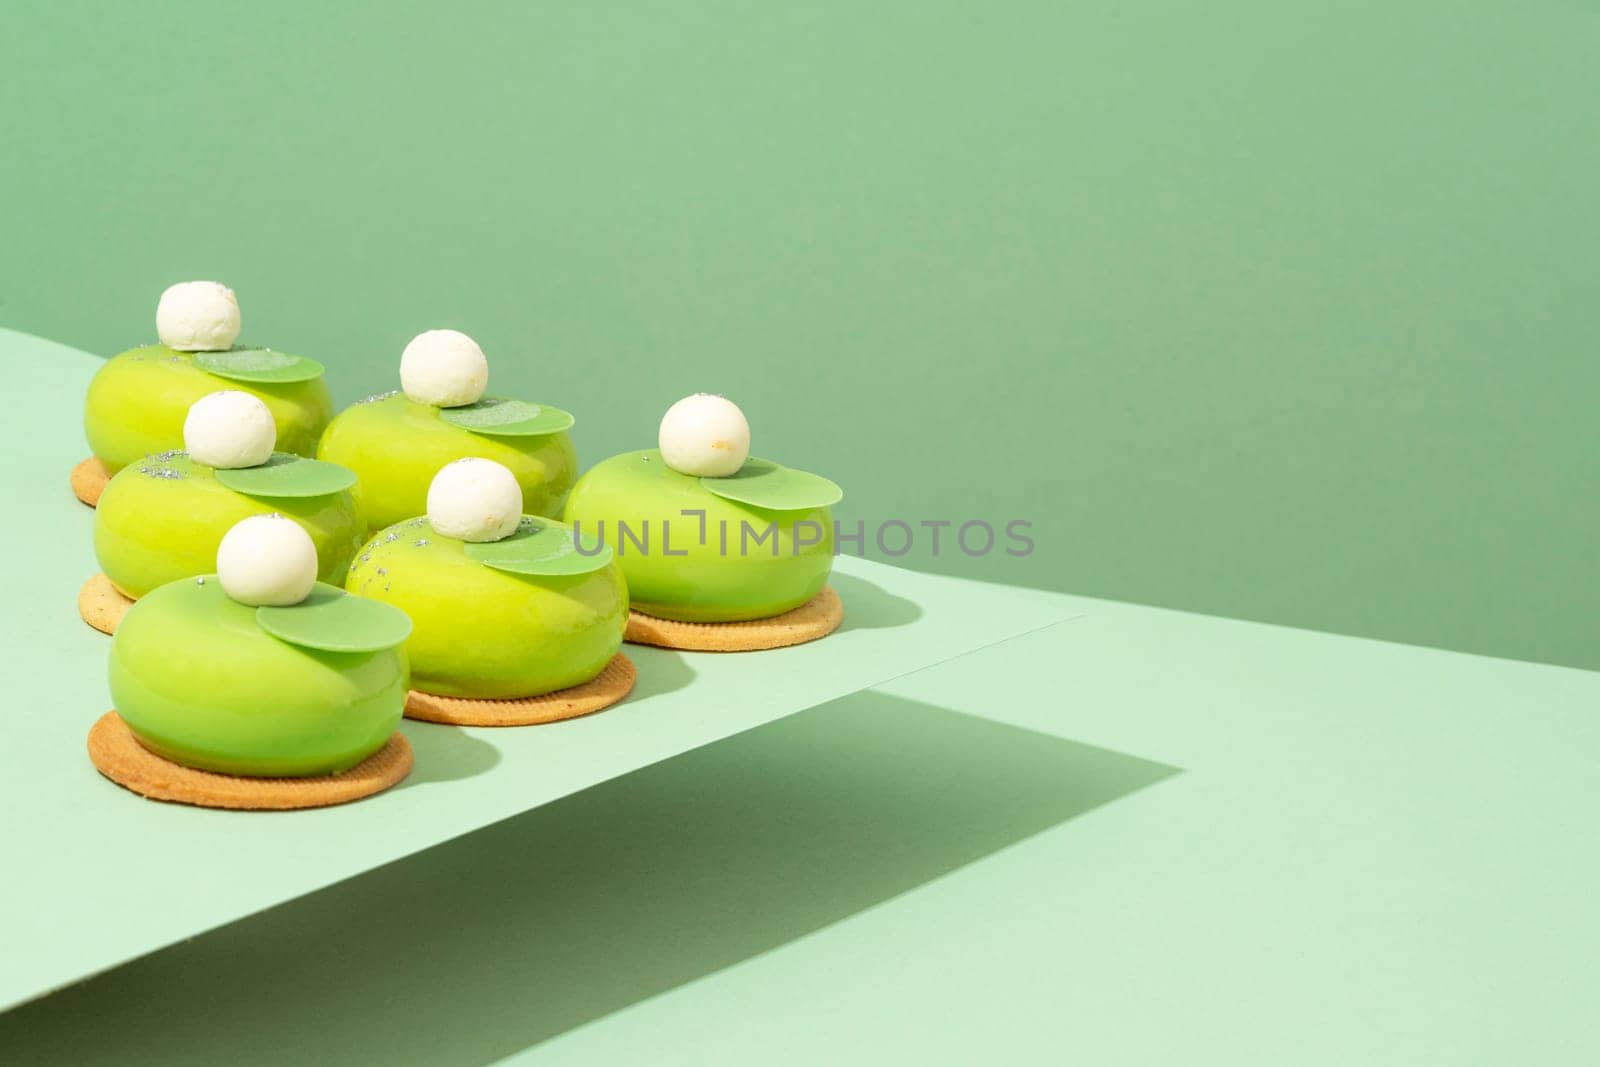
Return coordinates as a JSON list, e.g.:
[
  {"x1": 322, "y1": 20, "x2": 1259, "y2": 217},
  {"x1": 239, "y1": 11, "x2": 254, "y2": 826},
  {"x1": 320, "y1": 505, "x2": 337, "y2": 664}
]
[
  {"x1": 829, "y1": 571, "x2": 923, "y2": 632},
  {"x1": 621, "y1": 644, "x2": 696, "y2": 699},
  {"x1": 396, "y1": 722, "x2": 502, "y2": 786},
  {"x1": 0, "y1": 692, "x2": 1178, "y2": 1066},
  {"x1": 394, "y1": 647, "x2": 693, "y2": 787}
]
